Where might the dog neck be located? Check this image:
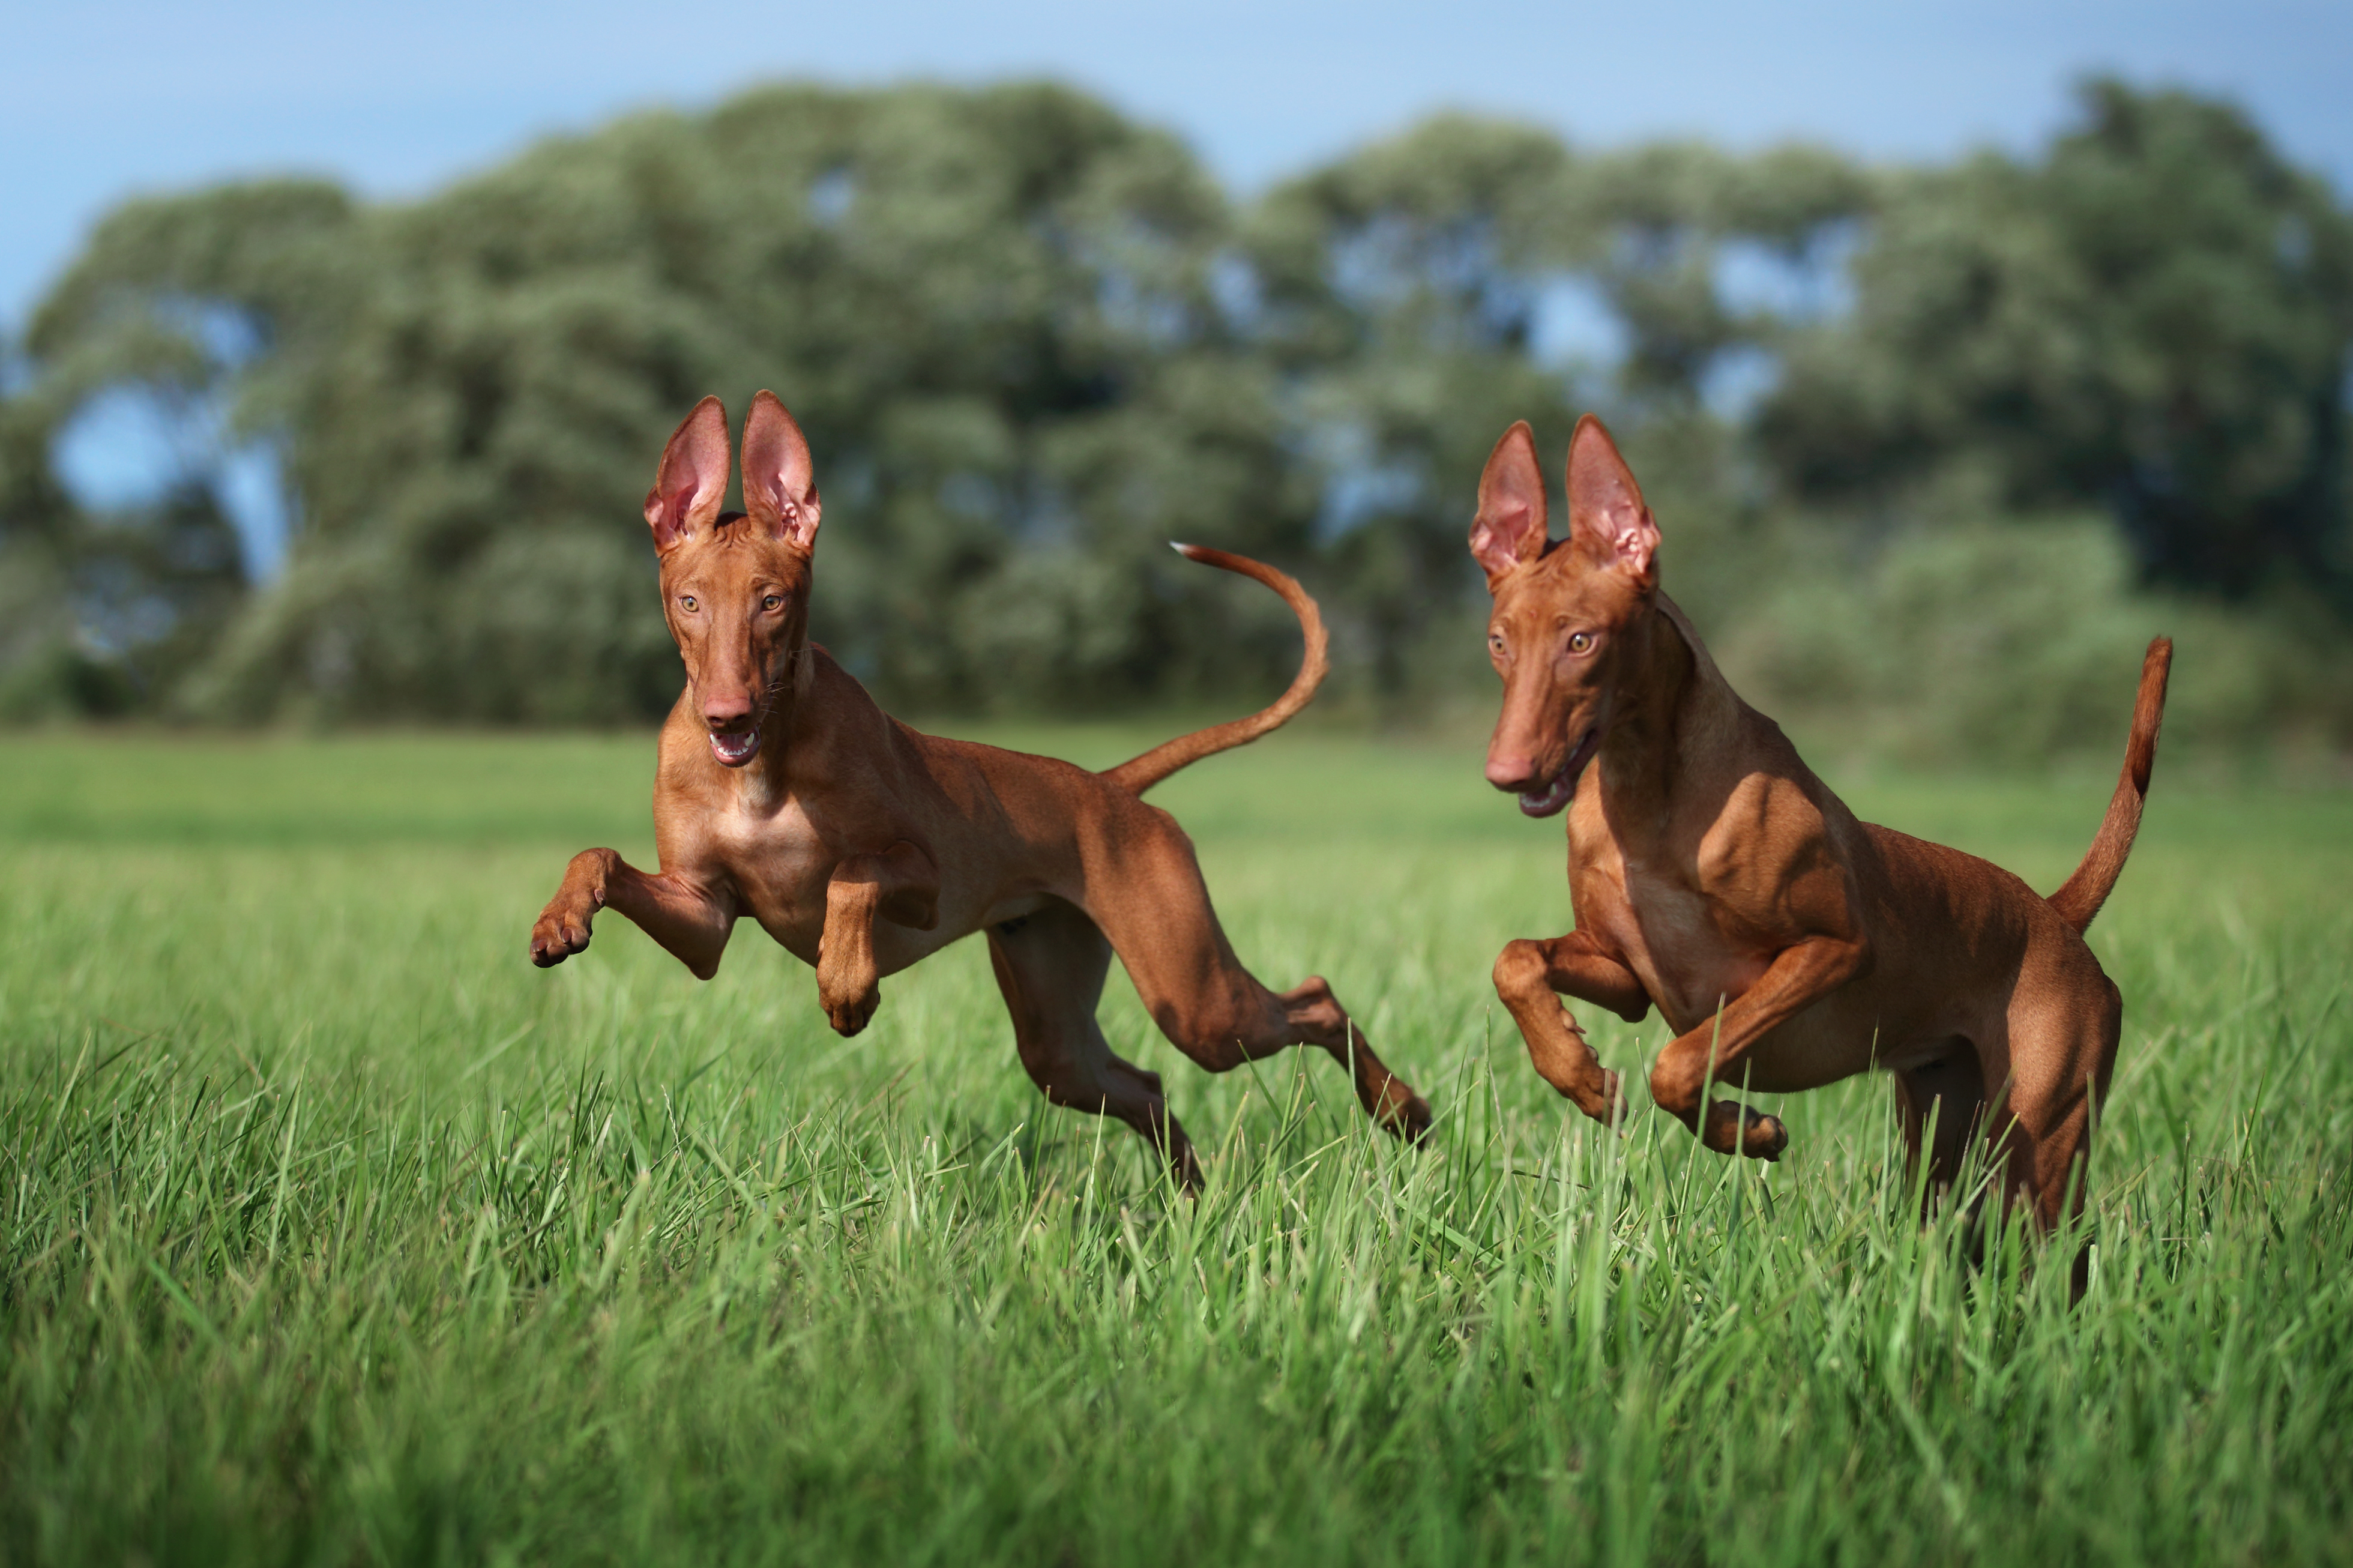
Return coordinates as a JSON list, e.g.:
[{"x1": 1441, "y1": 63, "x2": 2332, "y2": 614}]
[{"x1": 1594, "y1": 593, "x2": 1743, "y2": 842}]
